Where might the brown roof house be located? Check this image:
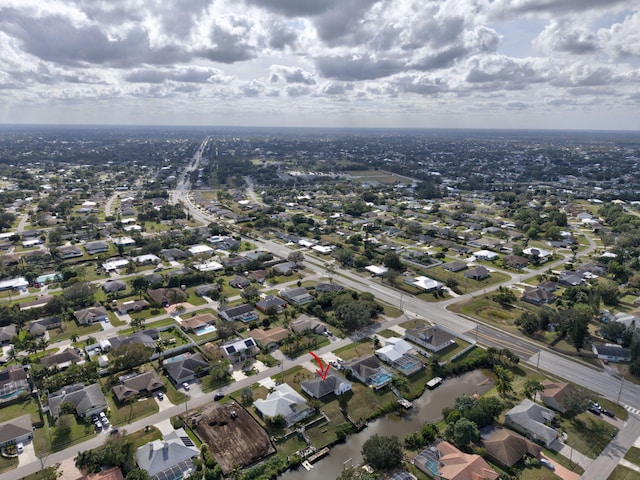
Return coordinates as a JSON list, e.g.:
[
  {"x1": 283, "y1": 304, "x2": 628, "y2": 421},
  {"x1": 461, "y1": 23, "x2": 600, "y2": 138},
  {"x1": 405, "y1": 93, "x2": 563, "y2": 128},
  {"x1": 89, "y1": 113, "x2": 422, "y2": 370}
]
[
  {"x1": 147, "y1": 287, "x2": 188, "y2": 307},
  {"x1": 112, "y1": 371, "x2": 164, "y2": 403},
  {"x1": 481, "y1": 426, "x2": 541, "y2": 467},
  {"x1": 414, "y1": 440, "x2": 499, "y2": 480},
  {"x1": 290, "y1": 314, "x2": 326, "y2": 334},
  {"x1": 250, "y1": 327, "x2": 289, "y2": 350},
  {"x1": 41, "y1": 347, "x2": 84, "y2": 370},
  {"x1": 181, "y1": 312, "x2": 216, "y2": 332},
  {"x1": 74, "y1": 306, "x2": 109, "y2": 325},
  {"x1": 404, "y1": 323, "x2": 456, "y2": 353},
  {"x1": 540, "y1": 380, "x2": 571, "y2": 413},
  {"x1": 0, "y1": 366, "x2": 29, "y2": 399}
]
